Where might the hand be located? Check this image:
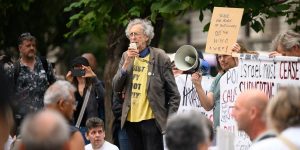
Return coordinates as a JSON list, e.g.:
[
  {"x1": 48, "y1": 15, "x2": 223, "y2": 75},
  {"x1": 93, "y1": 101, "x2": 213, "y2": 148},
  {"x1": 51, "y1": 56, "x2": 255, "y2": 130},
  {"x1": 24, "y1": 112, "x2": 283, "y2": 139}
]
[
  {"x1": 232, "y1": 43, "x2": 241, "y2": 53},
  {"x1": 122, "y1": 47, "x2": 139, "y2": 70},
  {"x1": 126, "y1": 48, "x2": 139, "y2": 59},
  {"x1": 232, "y1": 43, "x2": 241, "y2": 66},
  {"x1": 66, "y1": 71, "x2": 73, "y2": 82},
  {"x1": 269, "y1": 51, "x2": 283, "y2": 57},
  {"x1": 191, "y1": 72, "x2": 202, "y2": 86},
  {"x1": 82, "y1": 65, "x2": 96, "y2": 78}
]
